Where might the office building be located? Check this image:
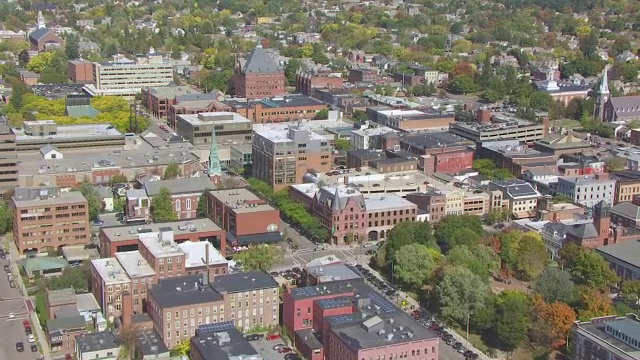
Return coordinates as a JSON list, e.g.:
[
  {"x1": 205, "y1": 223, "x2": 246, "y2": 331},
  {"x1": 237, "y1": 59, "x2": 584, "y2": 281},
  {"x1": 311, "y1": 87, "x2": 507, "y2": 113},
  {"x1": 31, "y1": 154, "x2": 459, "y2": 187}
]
[
  {"x1": 175, "y1": 112, "x2": 253, "y2": 146},
  {"x1": 84, "y1": 54, "x2": 174, "y2": 97},
  {"x1": 296, "y1": 70, "x2": 344, "y2": 95},
  {"x1": 141, "y1": 85, "x2": 202, "y2": 118},
  {"x1": 68, "y1": 60, "x2": 94, "y2": 84},
  {"x1": 570, "y1": 315, "x2": 640, "y2": 360},
  {"x1": 252, "y1": 126, "x2": 332, "y2": 190},
  {"x1": 190, "y1": 325, "x2": 262, "y2": 360},
  {"x1": 350, "y1": 126, "x2": 399, "y2": 150},
  {"x1": 11, "y1": 120, "x2": 125, "y2": 152},
  {"x1": 476, "y1": 140, "x2": 558, "y2": 176},
  {"x1": 348, "y1": 68, "x2": 378, "y2": 83},
  {"x1": 206, "y1": 188, "x2": 282, "y2": 247},
  {"x1": 612, "y1": 170, "x2": 640, "y2": 204},
  {"x1": 366, "y1": 108, "x2": 455, "y2": 132},
  {"x1": 75, "y1": 331, "x2": 121, "y2": 360},
  {"x1": 399, "y1": 132, "x2": 474, "y2": 174},
  {"x1": 231, "y1": 45, "x2": 286, "y2": 100},
  {"x1": 556, "y1": 173, "x2": 616, "y2": 208},
  {"x1": 0, "y1": 125, "x2": 18, "y2": 197},
  {"x1": 167, "y1": 93, "x2": 224, "y2": 128},
  {"x1": 12, "y1": 187, "x2": 90, "y2": 256},
  {"x1": 218, "y1": 95, "x2": 328, "y2": 124}
]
